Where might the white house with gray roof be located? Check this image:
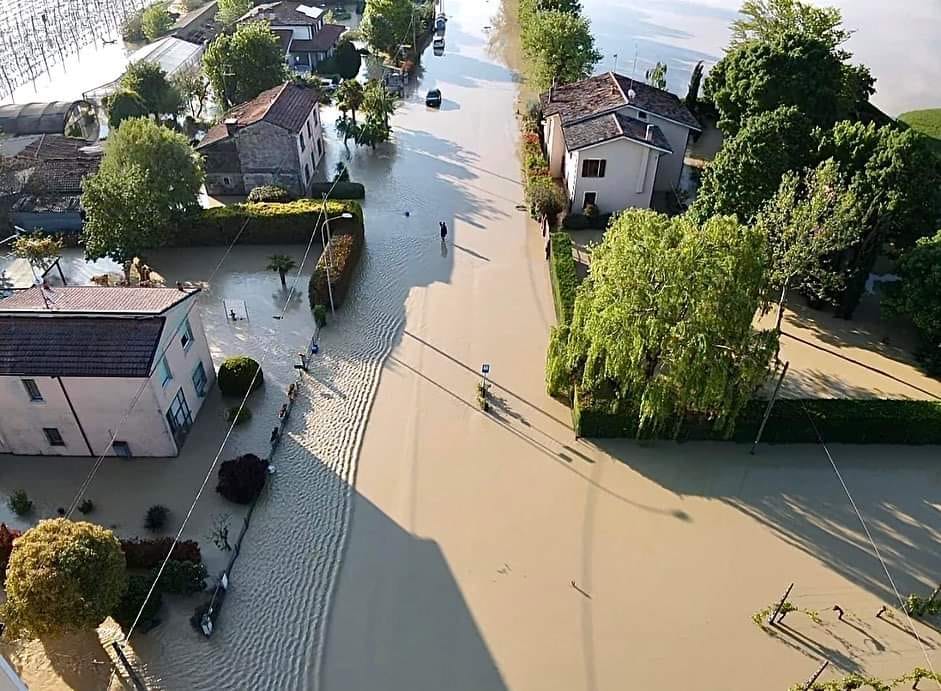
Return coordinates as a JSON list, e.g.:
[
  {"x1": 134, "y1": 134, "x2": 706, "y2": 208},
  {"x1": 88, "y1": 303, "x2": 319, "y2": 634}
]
[
  {"x1": 541, "y1": 72, "x2": 701, "y2": 214},
  {"x1": 0, "y1": 286, "x2": 215, "y2": 457}
]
